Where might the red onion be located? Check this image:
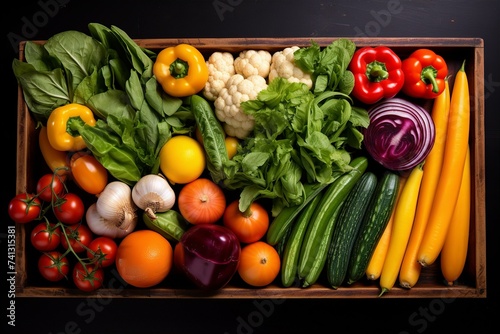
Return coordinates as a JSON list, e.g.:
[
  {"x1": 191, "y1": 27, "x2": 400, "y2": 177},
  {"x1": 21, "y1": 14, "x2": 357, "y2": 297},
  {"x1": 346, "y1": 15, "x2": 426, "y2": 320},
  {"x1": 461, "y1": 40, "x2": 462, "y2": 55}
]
[{"x1": 363, "y1": 98, "x2": 435, "y2": 171}]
